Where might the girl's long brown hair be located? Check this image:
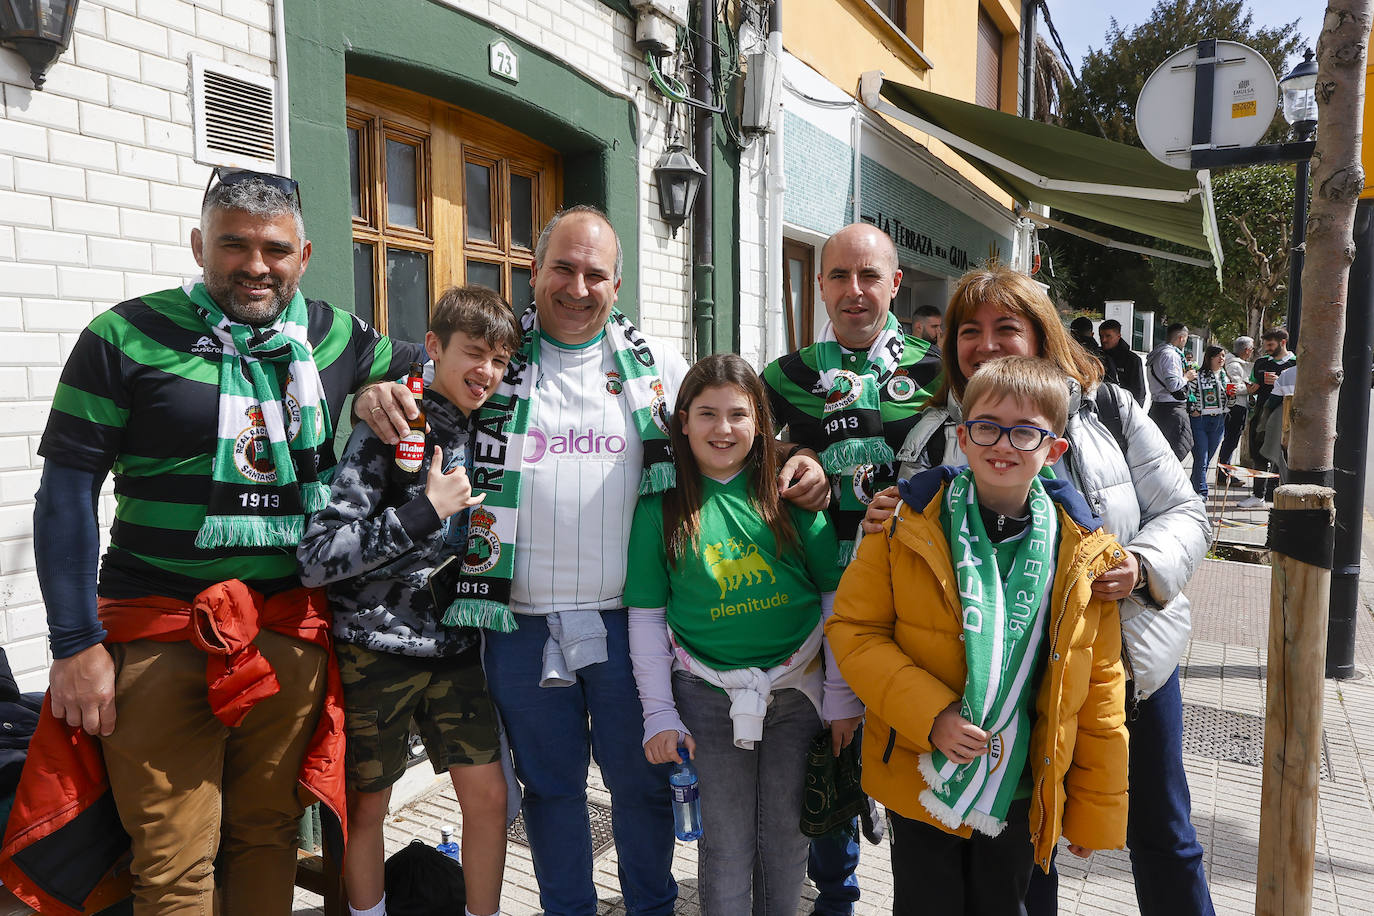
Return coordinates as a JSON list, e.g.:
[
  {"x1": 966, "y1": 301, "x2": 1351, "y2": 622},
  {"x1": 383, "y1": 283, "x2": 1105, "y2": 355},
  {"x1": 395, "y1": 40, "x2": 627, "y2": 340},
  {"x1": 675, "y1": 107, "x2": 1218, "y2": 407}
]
[
  {"x1": 933, "y1": 264, "x2": 1104, "y2": 405},
  {"x1": 663, "y1": 354, "x2": 798, "y2": 566}
]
